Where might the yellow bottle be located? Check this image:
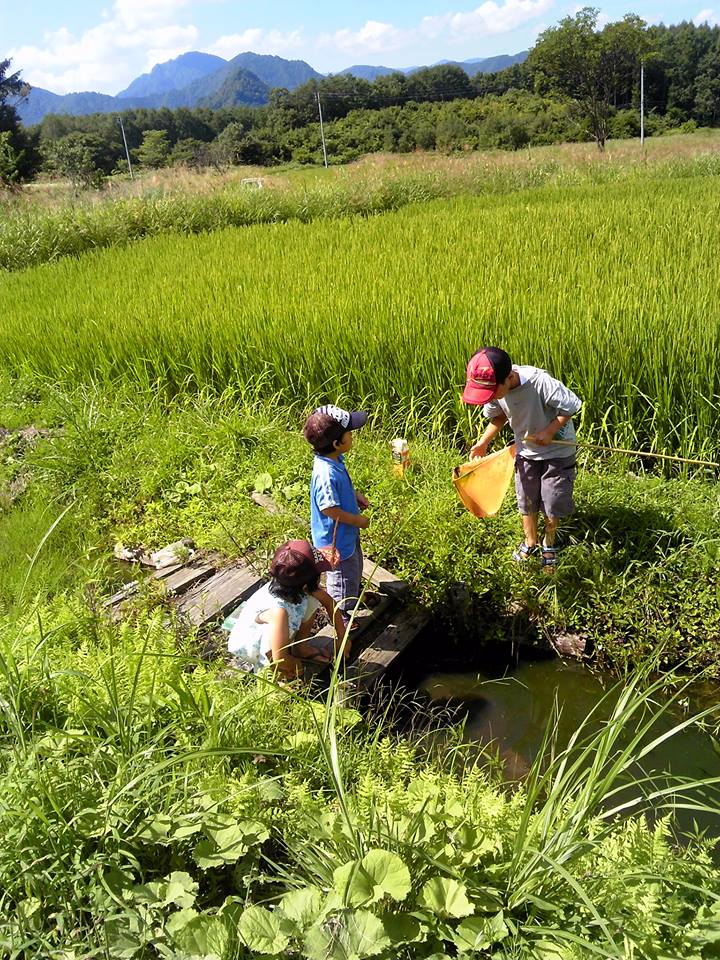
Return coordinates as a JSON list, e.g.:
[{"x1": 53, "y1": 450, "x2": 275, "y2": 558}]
[{"x1": 391, "y1": 438, "x2": 410, "y2": 477}]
